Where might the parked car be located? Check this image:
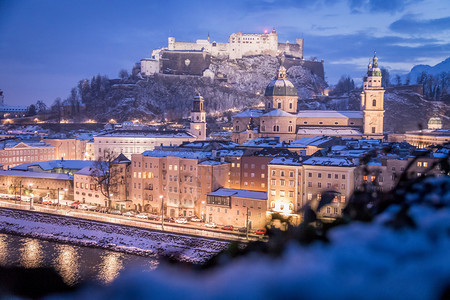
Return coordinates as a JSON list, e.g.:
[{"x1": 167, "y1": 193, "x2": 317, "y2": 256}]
[
  {"x1": 175, "y1": 218, "x2": 188, "y2": 224},
  {"x1": 221, "y1": 225, "x2": 234, "y2": 230},
  {"x1": 238, "y1": 227, "x2": 248, "y2": 233},
  {"x1": 148, "y1": 214, "x2": 160, "y2": 221},
  {"x1": 136, "y1": 213, "x2": 149, "y2": 219},
  {"x1": 123, "y1": 211, "x2": 136, "y2": 217},
  {"x1": 69, "y1": 201, "x2": 80, "y2": 208},
  {"x1": 205, "y1": 222, "x2": 217, "y2": 228},
  {"x1": 43, "y1": 199, "x2": 56, "y2": 205},
  {"x1": 163, "y1": 216, "x2": 175, "y2": 222},
  {"x1": 254, "y1": 228, "x2": 267, "y2": 235},
  {"x1": 189, "y1": 216, "x2": 202, "y2": 222},
  {"x1": 78, "y1": 204, "x2": 89, "y2": 210},
  {"x1": 109, "y1": 210, "x2": 122, "y2": 215}
]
